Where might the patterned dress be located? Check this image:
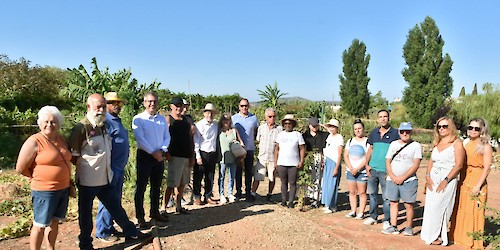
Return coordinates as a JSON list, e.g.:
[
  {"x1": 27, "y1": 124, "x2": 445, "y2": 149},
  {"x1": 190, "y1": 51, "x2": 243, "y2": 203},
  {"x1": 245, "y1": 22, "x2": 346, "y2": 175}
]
[{"x1": 450, "y1": 139, "x2": 487, "y2": 249}]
